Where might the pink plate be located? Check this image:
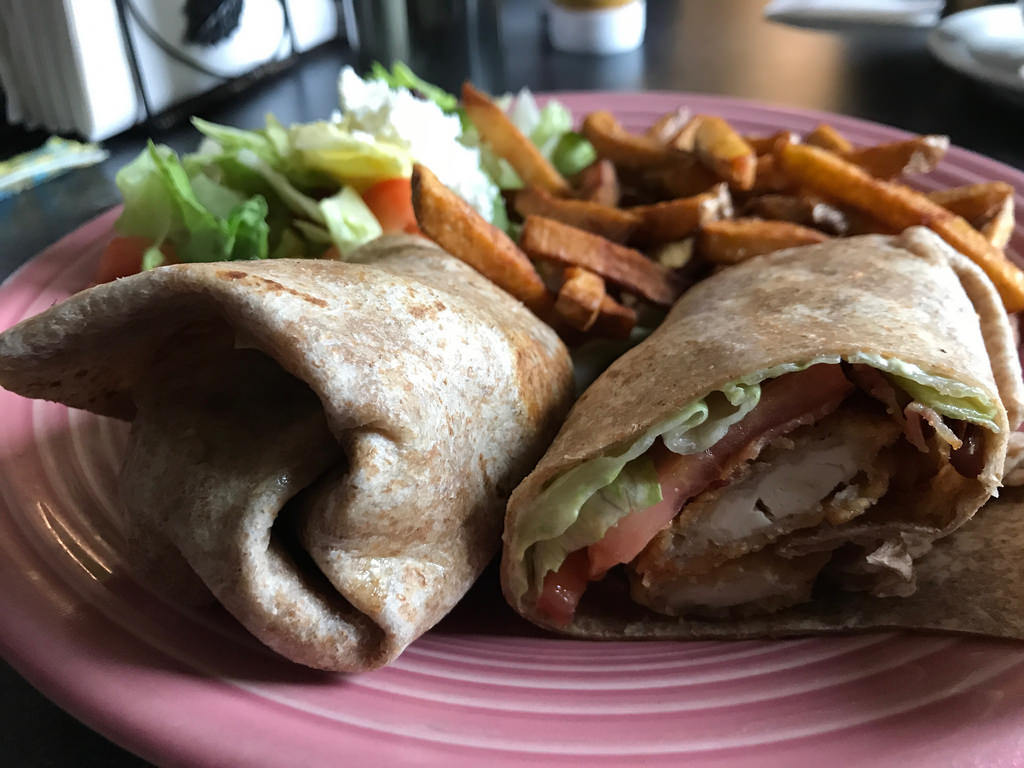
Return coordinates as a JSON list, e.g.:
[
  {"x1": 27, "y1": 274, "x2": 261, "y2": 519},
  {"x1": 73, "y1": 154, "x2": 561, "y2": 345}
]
[{"x1": 2, "y1": 93, "x2": 1024, "y2": 767}]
